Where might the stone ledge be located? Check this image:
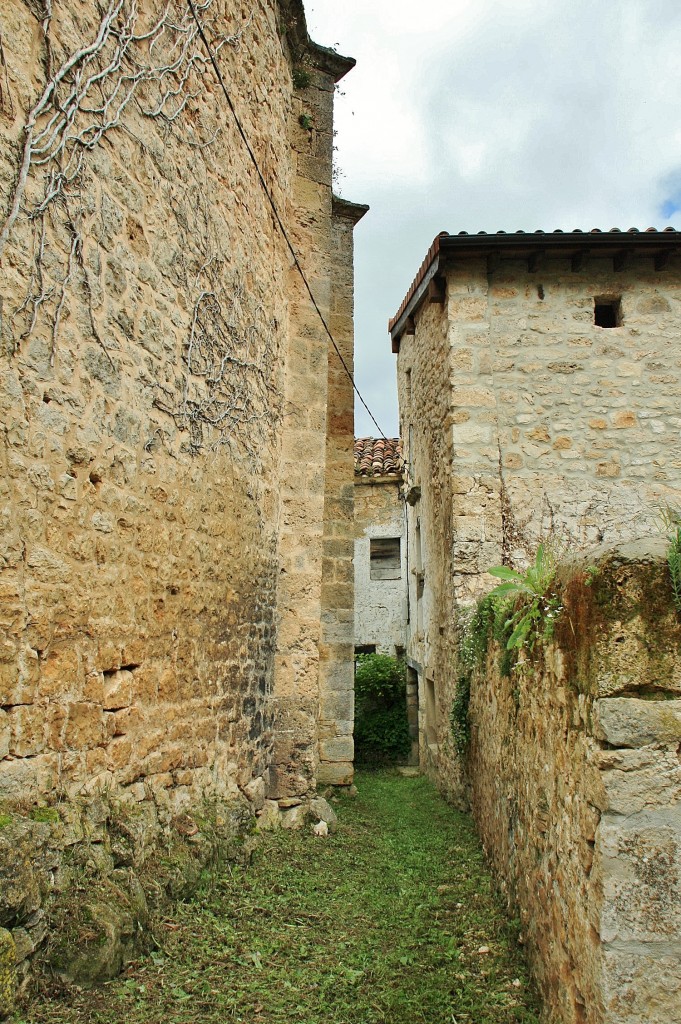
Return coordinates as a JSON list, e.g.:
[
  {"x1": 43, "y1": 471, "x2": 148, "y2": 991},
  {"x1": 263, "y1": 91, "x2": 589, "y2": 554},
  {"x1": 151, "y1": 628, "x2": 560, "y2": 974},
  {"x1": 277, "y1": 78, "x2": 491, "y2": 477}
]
[{"x1": 593, "y1": 697, "x2": 681, "y2": 747}]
